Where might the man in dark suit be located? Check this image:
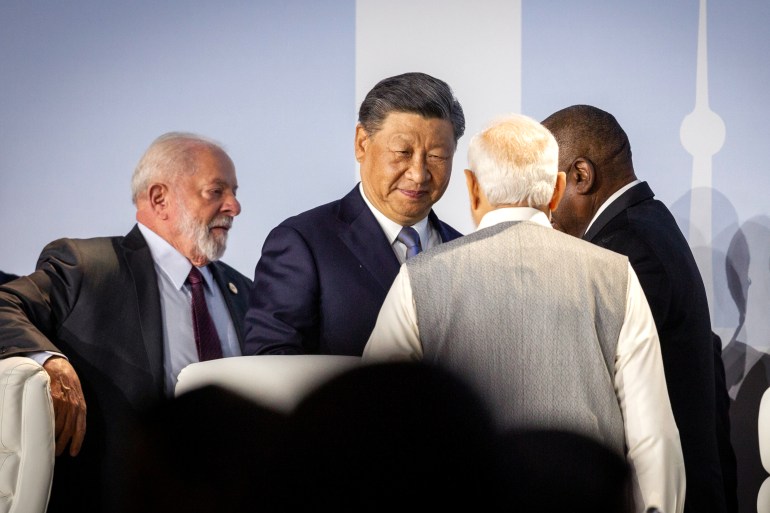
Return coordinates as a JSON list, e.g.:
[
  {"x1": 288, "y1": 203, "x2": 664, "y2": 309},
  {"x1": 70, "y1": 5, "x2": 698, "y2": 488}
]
[
  {"x1": 542, "y1": 104, "x2": 737, "y2": 513},
  {"x1": 244, "y1": 72, "x2": 464, "y2": 356},
  {"x1": 0, "y1": 132, "x2": 252, "y2": 512}
]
